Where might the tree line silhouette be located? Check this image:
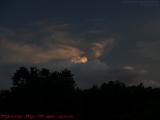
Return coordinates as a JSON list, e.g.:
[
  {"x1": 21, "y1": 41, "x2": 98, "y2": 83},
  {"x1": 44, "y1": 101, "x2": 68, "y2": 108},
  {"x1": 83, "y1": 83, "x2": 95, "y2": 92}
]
[{"x1": 0, "y1": 67, "x2": 160, "y2": 119}]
